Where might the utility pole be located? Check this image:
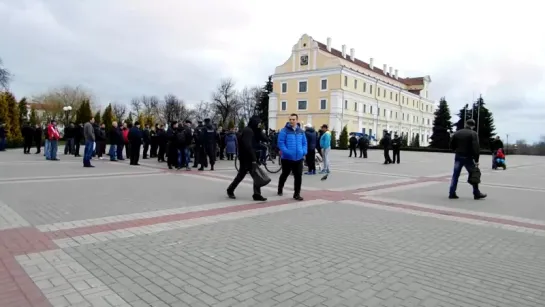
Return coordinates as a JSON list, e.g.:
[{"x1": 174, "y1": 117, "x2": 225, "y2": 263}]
[
  {"x1": 463, "y1": 104, "x2": 468, "y2": 127},
  {"x1": 476, "y1": 95, "x2": 481, "y2": 137},
  {"x1": 506, "y1": 134, "x2": 509, "y2": 155}
]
